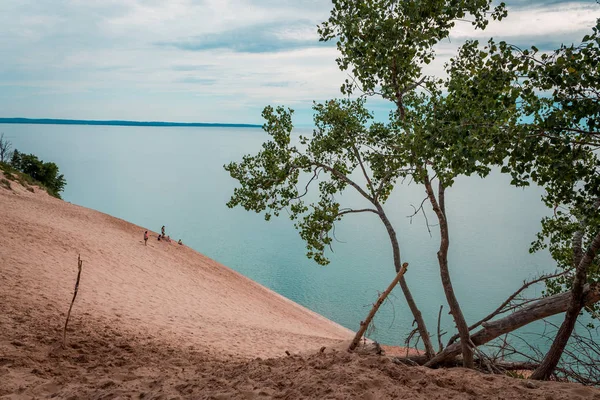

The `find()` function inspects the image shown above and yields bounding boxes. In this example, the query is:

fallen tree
[400,283,600,367]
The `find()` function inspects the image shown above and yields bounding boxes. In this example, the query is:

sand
[1,175,599,399]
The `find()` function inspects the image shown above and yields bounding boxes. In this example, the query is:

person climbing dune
[144,230,148,246]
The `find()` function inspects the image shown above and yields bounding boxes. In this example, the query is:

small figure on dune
[157,234,161,241]
[144,230,148,246]
[161,225,165,237]
[178,239,183,245]
[166,235,171,243]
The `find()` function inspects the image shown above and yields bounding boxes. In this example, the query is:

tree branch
[352,143,376,196]
[337,208,380,217]
[446,271,567,346]
[292,167,321,200]
[401,76,427,96]
[313,161,375,203]
[407,196,433,237]
[437,305,444,352]
[426,282,600,368]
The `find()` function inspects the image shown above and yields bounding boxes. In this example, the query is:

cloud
[158,20,328,53]
[0,0,598,125]
[178,77,217,85]
[451,1,598,43]
[262,81,294,88]
[421,1,599,82]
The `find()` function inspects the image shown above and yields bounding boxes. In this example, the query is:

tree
[226,0,600,379]
[0,133,12,163]
[11,149,67,198]
[225,100,436,358]
[503,20,600,381]
[404,21,600,378]
[398,20,600,378]
[317,0,508,367]
[227,0,509,365]
[430,20,600,377]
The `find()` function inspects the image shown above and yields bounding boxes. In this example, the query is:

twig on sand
[62,254,83,348]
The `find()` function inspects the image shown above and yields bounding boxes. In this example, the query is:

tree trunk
[424,282,600,367]
[529,307,582,380]
[376,204,436,358]
[530,231,600,380]
[424,177,474,368]
[349,263,408,351]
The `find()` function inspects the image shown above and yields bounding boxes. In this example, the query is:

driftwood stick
[62,254,83,347]
[348,263,408,352]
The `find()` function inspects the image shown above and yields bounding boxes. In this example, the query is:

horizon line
[0,117,262,128]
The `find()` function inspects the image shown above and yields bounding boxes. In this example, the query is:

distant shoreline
[0,117,261,128]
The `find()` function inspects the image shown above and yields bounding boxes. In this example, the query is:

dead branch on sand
[348,263,408,352]
[62,254,83,347]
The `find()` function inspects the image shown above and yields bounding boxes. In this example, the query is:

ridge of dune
[3,175,600,399]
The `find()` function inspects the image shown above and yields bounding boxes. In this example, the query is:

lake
[4,123,562,349]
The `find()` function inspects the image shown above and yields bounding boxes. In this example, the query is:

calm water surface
[5,124,563,348]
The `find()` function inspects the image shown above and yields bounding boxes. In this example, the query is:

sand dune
[0,174,354,360]
[2,175,600,399]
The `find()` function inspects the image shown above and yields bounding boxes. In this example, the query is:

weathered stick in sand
[62,254,83,347]
[348,263,408,352]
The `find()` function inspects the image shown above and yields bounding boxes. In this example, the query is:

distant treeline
[0,118,261,128]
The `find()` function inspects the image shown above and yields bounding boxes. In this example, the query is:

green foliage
[226,1,600,332]
[9,150,67,198]
[316,1,515,191]
[395,38,522,187]
[514,23,599,304]
[226,100,405,265]
[318,0,506,99]
[226,1,513,266]
[448,20,600,316]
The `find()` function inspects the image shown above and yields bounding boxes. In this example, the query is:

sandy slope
[1,176,600,399]
[0,173,354,359]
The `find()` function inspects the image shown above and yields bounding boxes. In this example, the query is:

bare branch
[407,196,429,219]
[337,208,380,217]
[349,263,408,351]
[0,133,13,163]
[345,73,384,98]
[407,196,433,237]
[437,305,444,352]
[292,167,321,200]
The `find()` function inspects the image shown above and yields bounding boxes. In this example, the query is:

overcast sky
[1,0,598,125]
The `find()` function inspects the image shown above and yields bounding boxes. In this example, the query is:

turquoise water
[4,124,559,348]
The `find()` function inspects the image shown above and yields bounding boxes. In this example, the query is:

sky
[0,0,598,125]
